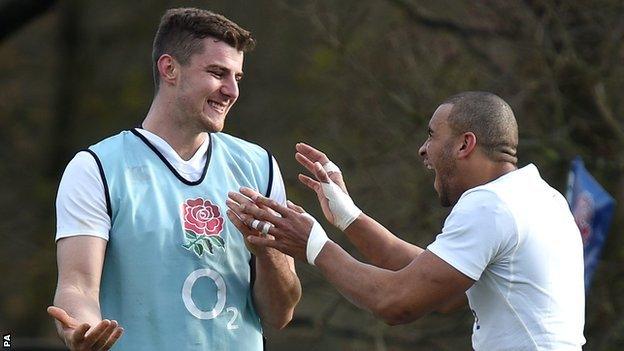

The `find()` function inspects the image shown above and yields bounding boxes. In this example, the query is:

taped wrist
[303,213,331,265]
[320,180,362,231]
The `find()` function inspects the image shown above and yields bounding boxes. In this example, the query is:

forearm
[314,242,429,324]
[53,284,102,332]
[252,248,301,329]
[344,214,424,270]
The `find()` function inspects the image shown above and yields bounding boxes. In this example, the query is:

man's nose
[220,76,239,100]
[418,141,427,158]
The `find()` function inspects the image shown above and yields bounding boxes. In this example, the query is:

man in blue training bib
[48,8,301,350]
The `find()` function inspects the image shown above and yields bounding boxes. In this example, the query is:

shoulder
[445,188,517,243]
[63,150,100,179]
[212,132,271,160]
[452,188,510,218]
[88,130,135,155]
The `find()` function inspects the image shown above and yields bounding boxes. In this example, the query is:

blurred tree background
[0,0,622,350]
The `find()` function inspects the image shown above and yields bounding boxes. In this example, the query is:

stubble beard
[436,145,458,208]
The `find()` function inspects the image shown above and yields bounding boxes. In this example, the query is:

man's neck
[141,97,208,161]
[461,158,517,191]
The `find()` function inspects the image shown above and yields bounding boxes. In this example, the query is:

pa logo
[3,333,10,348]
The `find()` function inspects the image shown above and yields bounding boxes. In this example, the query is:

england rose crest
[181,198,226,257]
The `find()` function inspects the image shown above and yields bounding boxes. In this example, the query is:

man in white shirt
[227,91,585,350]
[49,8,301,351]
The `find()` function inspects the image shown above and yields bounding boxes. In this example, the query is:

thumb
[47,306,79,329]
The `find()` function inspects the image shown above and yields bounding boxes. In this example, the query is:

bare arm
[227,194,473,324]
[343,214,423,270]
[225,210,301,330]
[49,236,123,350]
[314,243,473,324]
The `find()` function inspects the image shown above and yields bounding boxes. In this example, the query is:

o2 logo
[182,268,240,330]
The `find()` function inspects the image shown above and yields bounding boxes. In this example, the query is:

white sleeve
[55,151,111,241]
[268,156,287,206]
[426,190,517,281]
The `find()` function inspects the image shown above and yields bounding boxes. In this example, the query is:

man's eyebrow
[205,64,243,78]
[205,64,226,70]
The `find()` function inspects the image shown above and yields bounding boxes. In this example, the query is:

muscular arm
[252,251,301,329]
[228,190,471,322]
[344,214,424,270]
[241,157,301,329]
[53,236,106,327]
[50,236,123,349]
[315,242,473,324]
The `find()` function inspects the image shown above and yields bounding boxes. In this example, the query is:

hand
[295,143,356,228]
[296,143,362,231]
[295,142,348,193]
[225,189,276,256]
[227,187,315,262]
[47,306,123,351]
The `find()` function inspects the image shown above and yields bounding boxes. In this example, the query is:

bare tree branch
[386,0,518,39]
[0,0,58,43]
[592,82,624,146]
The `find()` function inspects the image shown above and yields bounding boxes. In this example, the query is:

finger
[92,320,118,350]
[101,326,124,350]
[47,306,77,328]
[84,320,111,347]
[287,200,306,214]
[226,210,254,235]
[246,235,285,251]
[250,194,293,218]
[238,186,262,200]
[226,198,246,217]
[298,173,321,192]
[71,322,91,344]
[296,143,330,164]
[295,152,317,175]
[313,162,331,183]
[241,203,285,226]
[227,191,255,207]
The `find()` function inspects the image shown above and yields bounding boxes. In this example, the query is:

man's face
[175,38,244,132]
[419,104,460,207]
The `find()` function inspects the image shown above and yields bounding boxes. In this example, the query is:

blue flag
[566,157,616,292]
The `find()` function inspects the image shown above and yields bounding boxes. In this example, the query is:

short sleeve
[55,151,111,241]
[427,189,517,281]
[268,156,287,206]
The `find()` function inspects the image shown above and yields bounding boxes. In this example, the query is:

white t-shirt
[55,128,286,241]
[428,164,585,351]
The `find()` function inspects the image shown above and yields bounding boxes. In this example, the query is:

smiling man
[228,91,586,350]
[48,8,301,351]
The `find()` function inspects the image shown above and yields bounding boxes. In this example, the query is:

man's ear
[458,132,477,159]
[157,54,178,86]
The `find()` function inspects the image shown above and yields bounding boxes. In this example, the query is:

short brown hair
[442,91,519,164]
[152,8,256,89]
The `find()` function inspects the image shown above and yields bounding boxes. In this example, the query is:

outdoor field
[0,0,622,350]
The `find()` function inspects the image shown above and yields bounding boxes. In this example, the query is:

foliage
[1,0,622,349]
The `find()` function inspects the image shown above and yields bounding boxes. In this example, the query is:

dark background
[1,0,622,350]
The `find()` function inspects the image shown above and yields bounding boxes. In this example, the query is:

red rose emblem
[183,198,224,237]
[181,198,226,257]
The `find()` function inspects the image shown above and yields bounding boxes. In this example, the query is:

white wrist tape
[321,180,362,231]
[303,213,331,266]
[322,161,341,174]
